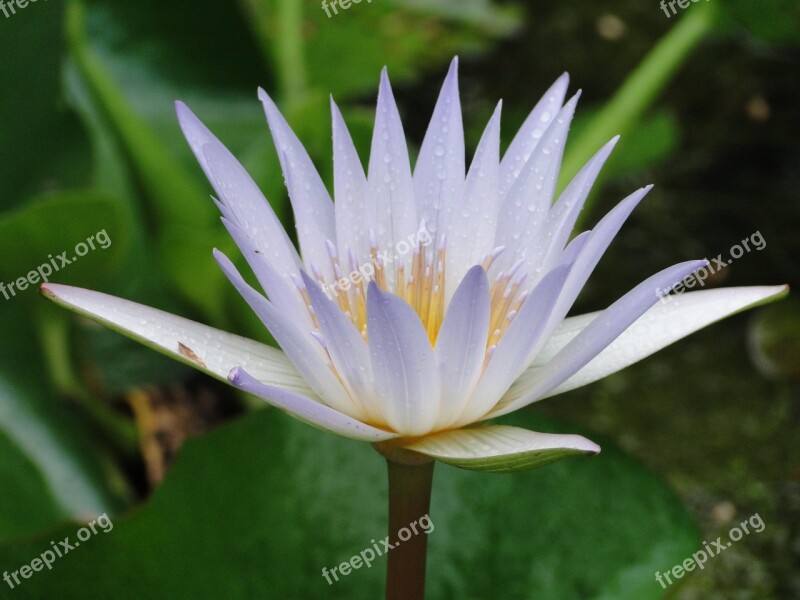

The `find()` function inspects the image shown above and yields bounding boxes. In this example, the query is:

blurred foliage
[0,0,797,597]
[0,411,698,599]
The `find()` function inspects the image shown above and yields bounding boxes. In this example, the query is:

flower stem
[385,456,434,600]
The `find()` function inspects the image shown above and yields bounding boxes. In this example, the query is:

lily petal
[510,285,790,402]
[490,259,709,417]
[230,368,398,441]
[499,72,570,200]
[214,250,362,418]
[367,282,440,435]
[331,97,371,267]
[414,57,464,243]
[495,93,580,276]
[434,266,491,426]
[457,265,570,426]
[548,185,653,323]
[39,283,311,395]
[175,102,301,279]
[445,100,502,302]
[403,425,599,472]
[301,272,380,422]
[367,68,418,285]
[258,88,337,281]
[536,136,619,274]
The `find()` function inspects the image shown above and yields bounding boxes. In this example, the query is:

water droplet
[434,145,445,157]
[540,111,551,123]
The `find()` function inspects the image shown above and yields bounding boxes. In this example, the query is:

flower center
[298,231,529,355]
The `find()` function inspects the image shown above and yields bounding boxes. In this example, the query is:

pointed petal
[301,271,381,422]
[230,368,398,441]
[490,259,710,417]
[214,251,363,418]
[414,57,465,243]
[455,265,570,426]
[331,97,371,266]
[509,285,790,402]
[499,73,570,200]
[175,102,301,278]
[367,69,418,285]
[445,101,502,302]
[39,284,311,394]
[537,137,619,273]
[434,266,491,426]
[550,185,653,322]
[258,88,337,280]
[219,218,311,329]
[494,93,579,275]
[367,282,440,435]
[403,425,599,472]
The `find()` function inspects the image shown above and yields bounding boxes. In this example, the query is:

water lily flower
[41,58,786,473]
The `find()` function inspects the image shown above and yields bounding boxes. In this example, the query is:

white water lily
[42,58,786,472]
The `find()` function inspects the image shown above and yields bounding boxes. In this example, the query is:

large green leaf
[0,191,127,293]
[0,409,697,598]
[0,302,127,543]
[0,1,90,208]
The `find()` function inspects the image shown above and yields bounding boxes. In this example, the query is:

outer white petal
[39,284,311,395]
[434,266,491,427]
[490,259,709,417]
[367,69,418,285]
[258,88,337,281]
[508,285,789,402]
[445,101,501,303]
[367,282,440,435]
[230,368,398,441]
[414,57,464,243]
[331,97,371,267]
[499,72,570,200]
[214,251,362,419]
[403,425,599,472]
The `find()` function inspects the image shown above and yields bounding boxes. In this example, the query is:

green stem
[385,457,435,600]
[274,0,307,110]
[238,0,308,111]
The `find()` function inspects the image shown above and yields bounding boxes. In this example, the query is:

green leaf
[0,302,127,542]
[0,409,697,598]
[65,0,236,321]
[240,0,520,102]
[0,190,127,294]
[0,1,91,206]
